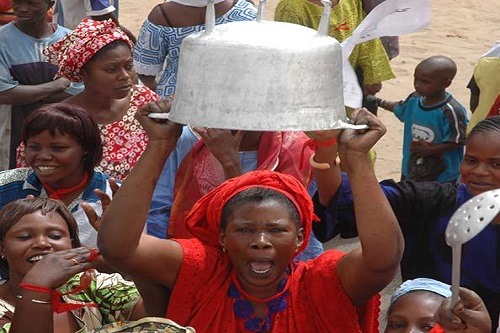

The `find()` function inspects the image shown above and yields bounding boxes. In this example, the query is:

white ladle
[445,188,500,306]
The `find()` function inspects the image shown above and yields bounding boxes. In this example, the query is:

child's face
[413,65,449,98]
[385,291,443,333]
[460,131,500,197]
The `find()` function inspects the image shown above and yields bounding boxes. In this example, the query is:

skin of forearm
[375,97,398,112]
[344,152,403,271]
[222,159,243,180]
[43,91,72,103]
[9,290,53,333]
[98,141,176,260]
[138,75,157,91]
[0,81,68,105]
[428,142,463,155]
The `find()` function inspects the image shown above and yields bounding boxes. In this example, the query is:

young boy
[377,56,468,183]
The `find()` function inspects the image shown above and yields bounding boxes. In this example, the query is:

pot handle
[205,0,216,34]
[316,0,331,37]
[257,0,266,22]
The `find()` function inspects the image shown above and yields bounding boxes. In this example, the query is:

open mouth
[27,254,46,263]
[249,260,274,275]
[35,166,56,174]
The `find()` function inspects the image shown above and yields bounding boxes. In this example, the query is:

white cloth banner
[481,41,500,58]
[341,0,431,108]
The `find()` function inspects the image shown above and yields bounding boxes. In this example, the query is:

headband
[43,18,133,82]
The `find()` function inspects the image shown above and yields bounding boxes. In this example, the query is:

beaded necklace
[228,266,292,332]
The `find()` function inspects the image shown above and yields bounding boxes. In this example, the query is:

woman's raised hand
[135,99,183,143]
[339,108,386,156]
[193,128,243,165]
[20,247,99,290]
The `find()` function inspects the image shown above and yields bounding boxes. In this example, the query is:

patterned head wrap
[185,170,318,255]
[390,278,452,305]
[43,18,133,82]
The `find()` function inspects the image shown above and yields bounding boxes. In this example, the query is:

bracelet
[309,153,341,169]
[19,283,52,294]
[306,138,337,148]
[16,295,51,305]
[310,153,342,170]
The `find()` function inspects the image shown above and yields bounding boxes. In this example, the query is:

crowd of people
[0,0,499,332]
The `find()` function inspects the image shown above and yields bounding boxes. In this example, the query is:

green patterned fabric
[91,317,196,333]
[0,271,140,332]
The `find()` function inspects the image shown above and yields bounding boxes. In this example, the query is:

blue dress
[133,0,257,98]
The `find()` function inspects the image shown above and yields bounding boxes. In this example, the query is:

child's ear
[444,78,452,88]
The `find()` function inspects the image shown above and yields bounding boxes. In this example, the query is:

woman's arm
[0,79,70,105]
[98,100,184,288]
[335,109,404,305]
[308,130,342,206]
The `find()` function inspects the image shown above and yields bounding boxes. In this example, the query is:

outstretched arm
[335,109,404,305]
[98,100,184,288]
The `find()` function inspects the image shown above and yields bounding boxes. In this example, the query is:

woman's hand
[434,288,491,333]
[339,107,386,155]
[193,128,243,167]
[20,247,99,290]
[135,99,183,144]
[81,177,119,232]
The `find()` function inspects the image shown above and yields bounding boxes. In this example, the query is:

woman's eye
[49,234,63,240]
[388,322,405,329]
[270,228,286,233]
[106,67,117,73]
[16,235,31,240]
[422,324,436,331]
[51,146,66,151]
[125,63,134,71]
[237,228,253,233]
[463,157,476,164]
[26,145,41,151]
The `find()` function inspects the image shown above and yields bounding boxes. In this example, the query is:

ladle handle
[205,0,216,34]
[450,244,461,307]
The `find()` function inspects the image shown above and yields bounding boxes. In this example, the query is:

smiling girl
[0,197,144,333]
[0,103,116,248]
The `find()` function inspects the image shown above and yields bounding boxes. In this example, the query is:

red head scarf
[43,18,133,82]
[185,170,318,255]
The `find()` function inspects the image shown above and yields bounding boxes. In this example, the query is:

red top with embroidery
[168,240,381,333]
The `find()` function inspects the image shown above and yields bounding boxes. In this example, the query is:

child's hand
[363,82,382,95]
[410,141,435,156]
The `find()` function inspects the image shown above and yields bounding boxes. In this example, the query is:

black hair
[220,187,300,231]
[417,55,457,81]
[22,103,103,177]
[469,115,500,138]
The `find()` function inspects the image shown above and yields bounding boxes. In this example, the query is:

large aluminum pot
[150,0,358,131]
